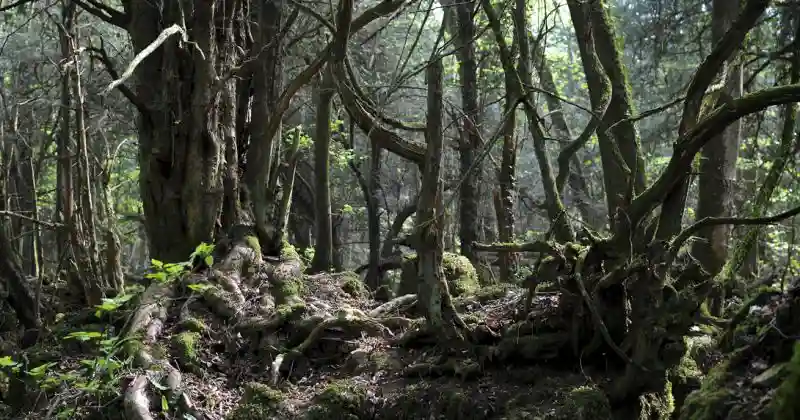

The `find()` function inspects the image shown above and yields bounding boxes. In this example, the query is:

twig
[0,210,62,229]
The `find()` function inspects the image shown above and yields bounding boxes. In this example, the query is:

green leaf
[0,356,18,367]
[28,362,56,377]
[162,395,169,411]
[204,255,214,266]
[187,283,212,293]
[65,331,104,341]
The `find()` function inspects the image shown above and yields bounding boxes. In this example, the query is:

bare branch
[0,210,62,229]
[626,83,800,233]
[73,0,128,28]
[103,24,188,95]
[668,203,800,263]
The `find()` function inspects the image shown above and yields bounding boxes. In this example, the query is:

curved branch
[678,0,769,133]
[626,83,800,233]
[103,25,187,95]
[0,0,34,12]
[345,56,426,132]
[261,0,409,150]
[668,203,800,262]
[73,0,129,28]
[332,58,426,164]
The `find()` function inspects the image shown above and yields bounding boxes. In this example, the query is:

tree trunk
[692,0,743,314]
[567,0,645,231]
[417,57,466,342]
[127,1,250,262]
[531,36,601,228]
[310,68,335,273]
[455,0,481,265]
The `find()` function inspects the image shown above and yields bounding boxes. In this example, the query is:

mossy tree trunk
[691,0,743,315]
[417,56,466,341]
[481,0,574,243]
[531,36,600,229]
[309,67,335,274]
[567,0,646,233]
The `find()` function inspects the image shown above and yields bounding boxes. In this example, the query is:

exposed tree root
[369,293,417,316]
[123,375,153,420]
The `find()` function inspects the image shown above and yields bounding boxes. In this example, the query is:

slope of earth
[0,239,722,420]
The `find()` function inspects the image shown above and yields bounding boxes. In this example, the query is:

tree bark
[567,0,645,231]
[454,0,482,266]
[417,57,465,342]
[692,0,743,314]
[309,68,335,273]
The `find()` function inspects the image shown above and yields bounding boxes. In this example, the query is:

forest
[1,0,800,418]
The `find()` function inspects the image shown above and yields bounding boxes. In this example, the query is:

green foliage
[93,292,136,318]
[190,242,215,267]
[146,259,189,283]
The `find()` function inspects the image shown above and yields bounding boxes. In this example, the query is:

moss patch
[305,379,368,419]
[473,283,515,303]
[770,341,800,418]
[561,384,613,420]
[179,317,207,333]
[172,332,199,365]
[397,252,479,297]
[276,301,306,320]
[227,382,285,420]
[245,235,261,256]
[680,360,732,420]
[340,272,367,298]
[668,348,703,413]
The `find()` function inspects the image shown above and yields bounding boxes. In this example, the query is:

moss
[244,235,261,256]
[340,272,367,298]
[474,283,515,303]
[179,317,207,333]
[560,384,613,420]
[227,382,285,420]
[396,252,478,297]
[305,379,367,420]
[770,341,800,419]
[276,302,306,319]
[172,332,200,364]
[636,380,674,420]
[668,348,703,412]
[280,240,302,262]
[680,360,733,420]
[277,275,306,298]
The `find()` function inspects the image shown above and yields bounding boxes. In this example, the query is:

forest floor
[2,260,799,420]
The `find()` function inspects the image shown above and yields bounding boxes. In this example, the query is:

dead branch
[0,210,62,229]
[103,24,188,95]
[473,240,561,255]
